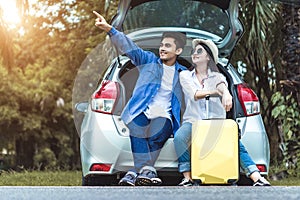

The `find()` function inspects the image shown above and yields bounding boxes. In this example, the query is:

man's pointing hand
[93,11,112,32]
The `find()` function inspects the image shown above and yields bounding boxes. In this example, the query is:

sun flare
[0,0,21,25]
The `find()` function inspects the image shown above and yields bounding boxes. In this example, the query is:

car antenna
[226,29,244,68]
[113,44,122,67]
[225,50,234,69]
[117,54,122,67]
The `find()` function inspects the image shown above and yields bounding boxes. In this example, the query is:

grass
[270,177,300,186]
[268,166,300,186]
[0,170,82,186]
[0,170,299,186]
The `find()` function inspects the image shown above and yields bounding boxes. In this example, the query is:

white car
[74,0,270,186]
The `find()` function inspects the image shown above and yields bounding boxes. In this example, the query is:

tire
[237,174,254,186]
[82,174,117,186]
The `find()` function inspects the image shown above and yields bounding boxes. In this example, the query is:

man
[93,11,187,186]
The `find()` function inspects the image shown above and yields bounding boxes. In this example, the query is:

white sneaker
[178,178,194,187]
[118,171,137,186]
[135,166,162,186]
[253,177,271,186]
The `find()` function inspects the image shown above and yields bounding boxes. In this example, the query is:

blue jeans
[127,112,173,172]
[173,122,259,176]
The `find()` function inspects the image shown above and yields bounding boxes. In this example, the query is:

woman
[174,38,271,186]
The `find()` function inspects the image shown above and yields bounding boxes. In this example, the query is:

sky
[0,0,39,23]
[0,0,21,24]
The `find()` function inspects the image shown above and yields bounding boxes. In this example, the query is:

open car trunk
[111,0,243,60]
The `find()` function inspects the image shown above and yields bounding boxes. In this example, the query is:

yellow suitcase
[191,96,239,185]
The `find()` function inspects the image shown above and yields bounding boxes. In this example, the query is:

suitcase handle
[204,94,220,119]
[205,95,210,119]
[206,95,241,139]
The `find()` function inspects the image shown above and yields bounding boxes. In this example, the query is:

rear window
[123,0,229,38]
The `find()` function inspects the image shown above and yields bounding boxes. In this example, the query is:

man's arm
[93,11,154,67]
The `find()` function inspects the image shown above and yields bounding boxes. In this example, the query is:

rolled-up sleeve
[215,73,228,88]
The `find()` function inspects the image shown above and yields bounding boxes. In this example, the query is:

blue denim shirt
[108,27,187,134]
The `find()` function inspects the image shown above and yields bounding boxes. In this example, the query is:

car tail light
[256,164,267,173]
[91,80,119,114]
[90,163,112,172]
[237,84,260,116]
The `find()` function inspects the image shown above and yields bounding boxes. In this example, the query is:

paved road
[1,186,300,200]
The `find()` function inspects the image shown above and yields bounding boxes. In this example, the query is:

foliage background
[0,0,299,177]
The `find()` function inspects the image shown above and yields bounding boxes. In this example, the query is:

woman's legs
[239,141,270,183]
[174,124,270,185]
[173,122,192,180]
[239,141,260,178]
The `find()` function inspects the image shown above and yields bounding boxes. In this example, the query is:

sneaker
[135,166,162,186]
[178,178,194,187]
[253,177,271,186]
[118,171,137,186]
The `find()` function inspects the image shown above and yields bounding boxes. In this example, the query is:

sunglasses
[191,48,204,55]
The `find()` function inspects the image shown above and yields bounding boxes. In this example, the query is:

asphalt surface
[1,186,300,200]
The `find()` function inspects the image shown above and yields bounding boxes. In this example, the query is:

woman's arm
[180,71,220,101]
[216,82,232,112]
[194,89,219,100]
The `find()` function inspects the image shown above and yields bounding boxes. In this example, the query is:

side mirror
[75,102,89,113]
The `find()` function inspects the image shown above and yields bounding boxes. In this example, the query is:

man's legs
[148,117,173,166]
[119,113,150,186]
[129,114,172,170]
[120,113,172,186]
[135,116,173,186]
[127,113,151,171]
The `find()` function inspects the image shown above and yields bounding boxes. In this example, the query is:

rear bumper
[80,112,270,177]
[238,115,270,175]
[80,112,178,177]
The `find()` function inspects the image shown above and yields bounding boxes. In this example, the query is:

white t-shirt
[144,64,175,120]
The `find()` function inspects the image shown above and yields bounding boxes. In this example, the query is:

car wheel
[237,175,254,186]
[82,174,117,186]
[159,172,182,186]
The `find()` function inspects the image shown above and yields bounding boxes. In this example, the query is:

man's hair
[162,32,187,49]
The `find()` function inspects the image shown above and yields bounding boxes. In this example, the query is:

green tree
[236,0,299,173]
[0,0,113,169]
[271,0,300,174]
[235,0,282,163]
